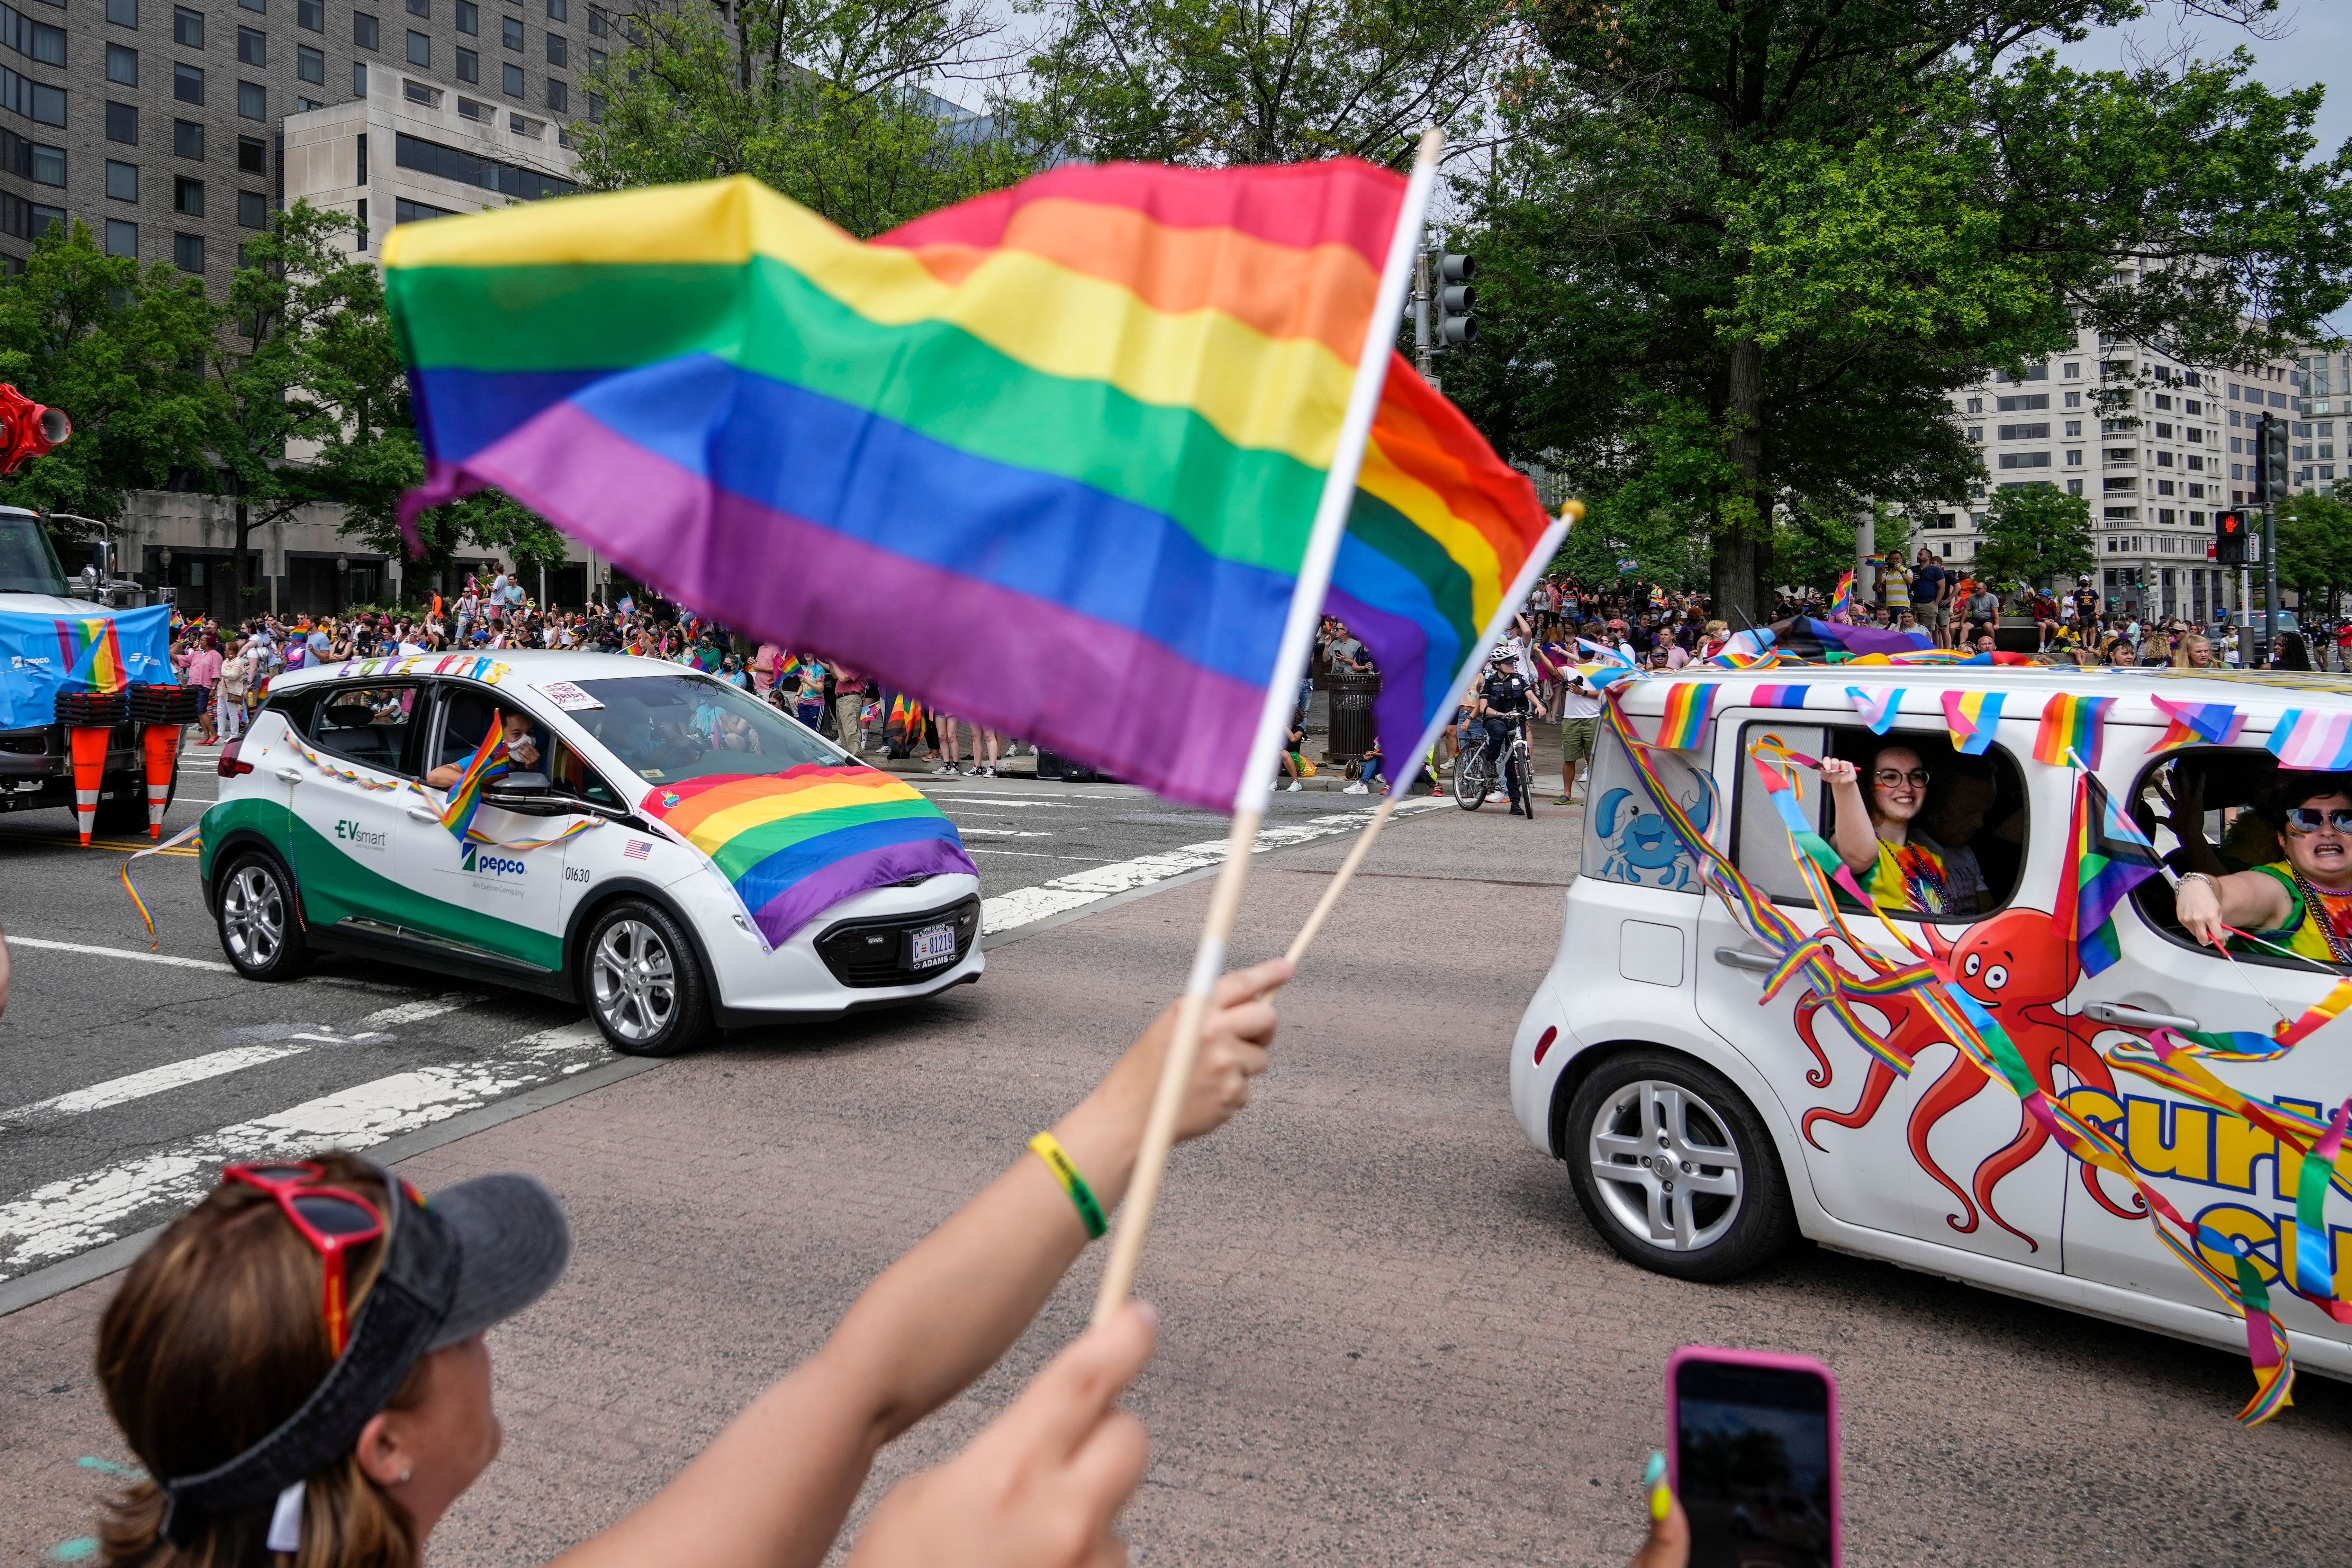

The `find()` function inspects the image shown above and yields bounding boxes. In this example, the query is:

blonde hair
[96,1152,429,1568]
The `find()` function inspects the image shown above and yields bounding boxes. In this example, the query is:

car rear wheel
[215,852,311,981]
[581,899,711,1057]
[1563,1049,1794,1282]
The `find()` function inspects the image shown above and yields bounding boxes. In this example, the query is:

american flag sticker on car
[623,839,651,860]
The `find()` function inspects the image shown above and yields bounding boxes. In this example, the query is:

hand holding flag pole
[1090,126,1448,1325]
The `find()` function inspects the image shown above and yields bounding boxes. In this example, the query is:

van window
[1730,720,2028,922]
[1581,721,1710,893]
[2121,747,2352,972]
[308,683,421,775]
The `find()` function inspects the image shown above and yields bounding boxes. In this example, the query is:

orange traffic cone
[141,722,180,838]
[69,723,109,844]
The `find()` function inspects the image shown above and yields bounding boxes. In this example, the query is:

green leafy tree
[1016,0,1512,169]
[0,222,219,546]
[2276,491,2352,618]
[1447,2,2352,624]
[1974,483,2094,591]
[1773,505,1858,596]
[574,0,1035,236]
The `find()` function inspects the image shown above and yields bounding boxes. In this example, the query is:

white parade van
[200,650,983,1055]
[1512,662,2352,1385]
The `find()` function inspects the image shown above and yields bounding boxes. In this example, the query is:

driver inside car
[426,705,542,789]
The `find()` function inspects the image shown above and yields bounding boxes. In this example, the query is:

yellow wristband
[1029,1132,1107,1240]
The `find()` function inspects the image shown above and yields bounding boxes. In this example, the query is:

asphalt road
[0,737,1460,1297]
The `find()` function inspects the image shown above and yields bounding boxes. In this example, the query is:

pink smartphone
[1666,1346,1841,1568]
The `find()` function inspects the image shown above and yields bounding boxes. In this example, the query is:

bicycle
[1453,713,1534,817]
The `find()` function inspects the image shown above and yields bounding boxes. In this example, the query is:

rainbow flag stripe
[639,765,977,944]
[56,616,128,694]
[1941,689,2006,756]
[1655,682,1717,749]
[437,727,509,849]
[2034,692,2116,767]
[2151,695,2246,753]
[386,170,1550,812]
[2267,709,2352,771]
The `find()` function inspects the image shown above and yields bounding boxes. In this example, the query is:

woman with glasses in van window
[1819,745,1949,914]
[2177,774,2352,966]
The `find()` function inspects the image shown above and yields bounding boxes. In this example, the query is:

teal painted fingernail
[49,1539,99,1562]
[1644,1450,1666,1488]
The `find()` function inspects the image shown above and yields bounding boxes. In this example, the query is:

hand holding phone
[1667,1347,1840,1568]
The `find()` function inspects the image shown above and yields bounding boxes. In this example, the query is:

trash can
[1322,669,1381,763]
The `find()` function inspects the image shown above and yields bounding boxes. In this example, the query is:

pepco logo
[461,846,527,878]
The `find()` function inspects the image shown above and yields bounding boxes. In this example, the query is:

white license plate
[908,922,958,968]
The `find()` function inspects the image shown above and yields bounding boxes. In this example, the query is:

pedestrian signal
[2215,509,2249,567]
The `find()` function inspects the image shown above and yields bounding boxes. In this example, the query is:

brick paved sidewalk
[4,803,2345,1567]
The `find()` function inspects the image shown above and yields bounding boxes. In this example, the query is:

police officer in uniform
[1472,646,1547,815]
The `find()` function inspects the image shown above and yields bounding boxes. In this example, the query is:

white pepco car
[200,650,983,1055]
[1513,662,2352,1382]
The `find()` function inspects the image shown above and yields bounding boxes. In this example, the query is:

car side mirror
[490,771,552,794]
[483,771,573,816]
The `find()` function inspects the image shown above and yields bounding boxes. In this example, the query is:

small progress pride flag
[2034,692,2116,768]
[2267,709,2352,771]
[1940,690,2006,756]
[2151,695,2246,753]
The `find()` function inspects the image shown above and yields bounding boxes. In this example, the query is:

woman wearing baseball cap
[91,958,1694,1568]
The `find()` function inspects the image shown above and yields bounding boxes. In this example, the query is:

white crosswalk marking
[7,937,234,972]
[0,1023,605,1281]
[0,1045,311,1130]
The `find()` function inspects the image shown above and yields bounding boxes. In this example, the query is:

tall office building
[0,0,616,618]
[2288,343,2346,498]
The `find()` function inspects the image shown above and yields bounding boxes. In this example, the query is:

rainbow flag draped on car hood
[639,765,977,946]
[384,168,1552,811]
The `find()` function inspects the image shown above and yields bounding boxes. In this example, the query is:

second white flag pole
[1090,126,1448,1324]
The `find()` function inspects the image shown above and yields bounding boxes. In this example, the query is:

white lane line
[966,849,1112,860]
[977,798,1449,935]
[920,794,1084,808]
[6,939,234,972]
[956,827,1055,838]
[0,994,477,1132]
[0,1022,606,1279]
[0,1045,311,1130]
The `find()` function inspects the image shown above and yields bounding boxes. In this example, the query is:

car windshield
[570,673,841,785]
[0,510,69,595]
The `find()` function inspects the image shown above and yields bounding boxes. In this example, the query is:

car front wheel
[1563,1049,1794,1282]
[215,852,311,981]
[581,898,712,1057]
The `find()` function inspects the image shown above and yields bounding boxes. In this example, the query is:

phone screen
[1672,1356,1836,1568]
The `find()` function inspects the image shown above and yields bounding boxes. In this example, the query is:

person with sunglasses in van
[2177,774,2352,966]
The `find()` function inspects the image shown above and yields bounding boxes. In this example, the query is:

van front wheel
[1564,1050,1794,1282]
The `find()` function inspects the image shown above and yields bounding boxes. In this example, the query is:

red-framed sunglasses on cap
[223,1162,387,1355]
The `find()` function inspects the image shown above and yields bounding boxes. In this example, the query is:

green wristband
[1028,1132,1107,1240]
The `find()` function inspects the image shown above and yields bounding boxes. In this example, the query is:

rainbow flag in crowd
[1939,690,2005,756]
[386,168,1551,812]
[56,615,128,694]
[2054,772,2162,976]
[436,726,510,849]
[1828,571,1855,619]
[2267,709,2352,771]
[2150,695,2245,752]
[2034,692,2115,767]
[639,765,976,945]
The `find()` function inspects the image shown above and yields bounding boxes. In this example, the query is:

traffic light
[0,383,67,473]
[2248,414,2286,505]
[2216,508,2250,566]
[1435,253,1476,346]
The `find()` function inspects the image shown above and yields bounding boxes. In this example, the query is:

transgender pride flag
[2268,710,2352,771]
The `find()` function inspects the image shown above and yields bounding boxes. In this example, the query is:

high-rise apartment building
[0,0,606,616]
[2288,343,2347,497]
[1912,319,2298,622]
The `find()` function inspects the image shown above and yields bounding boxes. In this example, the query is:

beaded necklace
[2290,869,2352,965]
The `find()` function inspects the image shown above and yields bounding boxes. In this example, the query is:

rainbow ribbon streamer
[2034,692,2116,768]
[2150,695,2245,753]
[1654,682,1717,750]
[437,727,511,850]
[1939,690,2005,756]
[1600,694,2352,1423]
[1844,686,1903,735]
[2268,709,2352,770]
[121,822,204,947]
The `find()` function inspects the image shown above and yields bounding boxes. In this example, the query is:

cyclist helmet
[1487,646,1516,665]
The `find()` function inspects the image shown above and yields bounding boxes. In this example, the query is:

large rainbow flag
[640,765,977,945]
[386,168,1552,811]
